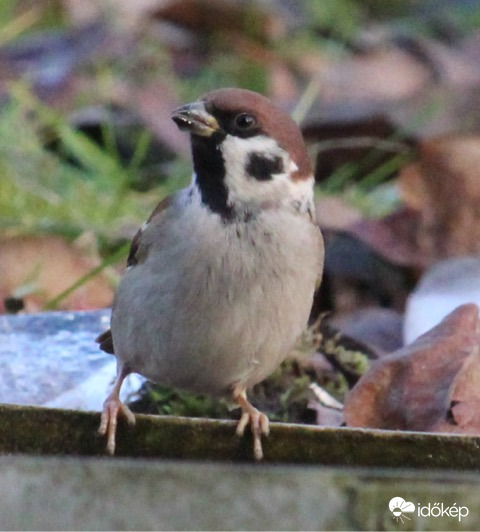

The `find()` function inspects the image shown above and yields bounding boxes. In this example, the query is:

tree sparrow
[97,88,324,460]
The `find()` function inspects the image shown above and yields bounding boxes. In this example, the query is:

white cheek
[221,135,299,205]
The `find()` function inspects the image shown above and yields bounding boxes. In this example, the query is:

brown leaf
[450,351,480,427]
[348,207,424,268]
[410,37,480,87]
[435,349,480,434]
[397,162,429,211]
[311,48,432,104]
[344,304,480,431]
[151,0,282,42]
[415,135,480,261]
[344,135,480,275]
[0,234,113,312]
[302,39,480,146]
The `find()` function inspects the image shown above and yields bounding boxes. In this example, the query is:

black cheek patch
[246,152,284,181]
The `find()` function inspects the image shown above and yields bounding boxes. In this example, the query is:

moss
[324,339,370,376]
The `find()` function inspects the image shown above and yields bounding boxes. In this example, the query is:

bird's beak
[171,101,220,137]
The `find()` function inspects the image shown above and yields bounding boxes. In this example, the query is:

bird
[96,88,324,460]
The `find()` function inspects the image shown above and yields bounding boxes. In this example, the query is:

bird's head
[172,88,314,220]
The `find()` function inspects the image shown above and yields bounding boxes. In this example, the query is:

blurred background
[2,0,480,421]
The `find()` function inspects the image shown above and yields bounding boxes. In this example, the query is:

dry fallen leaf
[0,234,114,312]
[433,347,480,434]
[397,162,429,212]
[301,32,480,169]
[344,304,480,432]
[319,47,432,104]
[151,0,283,42]
[446,351,480,431]
[348,207,424,268]
[415,135,480,260]
[337,135,480,278]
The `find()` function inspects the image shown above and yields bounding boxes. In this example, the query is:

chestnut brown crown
[200,88,312,181]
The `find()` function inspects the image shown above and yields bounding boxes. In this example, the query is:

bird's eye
[234,113,256,130]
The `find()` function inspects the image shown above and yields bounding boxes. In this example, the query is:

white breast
[112,187,323,395]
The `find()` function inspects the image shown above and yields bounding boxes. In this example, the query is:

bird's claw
[98,397,136,455]
[236,408,270,461]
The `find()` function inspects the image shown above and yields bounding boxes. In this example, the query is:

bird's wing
[96,194,174,355]
[126,195,173,267]
[96,329,114,354]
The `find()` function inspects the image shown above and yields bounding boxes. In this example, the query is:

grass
[0,85,187,240]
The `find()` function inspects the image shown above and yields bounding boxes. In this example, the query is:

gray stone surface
[0,456,478,531]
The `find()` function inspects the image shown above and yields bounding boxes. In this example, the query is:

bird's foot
[98,395,136,455]
[234,388,270,461]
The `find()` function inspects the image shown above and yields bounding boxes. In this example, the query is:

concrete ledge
[1,403,480,468]
[2,404,480,529]
[1,456,479,530]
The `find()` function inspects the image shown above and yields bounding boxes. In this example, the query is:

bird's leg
[233,386,270,461]
[98,362,136,455]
